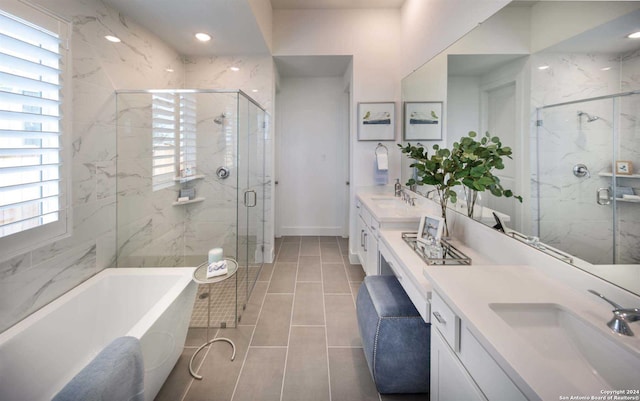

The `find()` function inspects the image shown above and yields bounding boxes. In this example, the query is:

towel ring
[375,143,388,156]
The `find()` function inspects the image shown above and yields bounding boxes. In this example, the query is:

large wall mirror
[401,1,640,295]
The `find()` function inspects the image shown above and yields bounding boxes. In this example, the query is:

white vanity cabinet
[356,200,379,276]
[430,291,528,401]
[431,328,487,401]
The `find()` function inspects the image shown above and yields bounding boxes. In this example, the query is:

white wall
[447,76,481,145]
[400,0,511,77]
[273,8,402,253]
[0,0,184,333]
[247,0,273,52]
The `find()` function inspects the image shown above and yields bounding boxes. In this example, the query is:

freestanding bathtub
[0,267,197,401]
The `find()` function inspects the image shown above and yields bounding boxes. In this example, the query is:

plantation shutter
[0,6,66,239]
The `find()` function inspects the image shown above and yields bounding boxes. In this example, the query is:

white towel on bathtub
[52,336,144,401]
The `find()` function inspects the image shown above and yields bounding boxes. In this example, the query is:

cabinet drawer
[369,218,380,238]
[360,206,372,228]
[431,291,460,352]
[460,325,527,401]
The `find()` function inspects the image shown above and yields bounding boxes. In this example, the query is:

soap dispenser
[394,178,402,197]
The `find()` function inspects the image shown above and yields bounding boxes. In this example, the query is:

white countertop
[379,229,500,303]
[356,189,640,400]
[423,265,640,401]
[356,188,430,224]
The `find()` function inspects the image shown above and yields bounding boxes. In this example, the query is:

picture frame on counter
[417,215,444,246]
[357,102,395,141]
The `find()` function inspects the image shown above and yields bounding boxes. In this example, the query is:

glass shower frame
[535,90,640,265]
[114,89,267,328]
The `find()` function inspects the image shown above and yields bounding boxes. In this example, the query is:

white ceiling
[101,0,270,56]
[102,0,407,57]
[271,0,405,9]
[545,9,640,54]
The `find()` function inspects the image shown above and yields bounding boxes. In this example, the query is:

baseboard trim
[279,226,344,236]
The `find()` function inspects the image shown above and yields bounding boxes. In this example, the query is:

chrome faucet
[399,189,416,206]
[589,289,640,336]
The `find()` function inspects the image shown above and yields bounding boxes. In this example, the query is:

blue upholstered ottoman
[356,275,430,394]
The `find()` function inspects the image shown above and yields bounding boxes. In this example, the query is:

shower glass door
[236,92,265,319]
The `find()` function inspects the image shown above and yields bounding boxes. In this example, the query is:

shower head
[577,111,599,122]
[214,113,227,125]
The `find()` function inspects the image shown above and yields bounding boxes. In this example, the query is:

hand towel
[374,161,389,185]
[376,152,389,171]
[207,259,228,278]
[53,336,144,401]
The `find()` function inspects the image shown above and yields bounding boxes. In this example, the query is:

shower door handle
[596,188,611,205]
[244,190,257,207]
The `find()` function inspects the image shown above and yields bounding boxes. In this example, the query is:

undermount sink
[369,197,403,209]
[490,303,640,391]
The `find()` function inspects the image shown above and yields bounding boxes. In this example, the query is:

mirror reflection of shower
[577,110,599,122]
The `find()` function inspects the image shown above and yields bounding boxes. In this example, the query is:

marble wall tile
[0,241,98,331]
[621,49,640,92]
[73,122,117,164]
[1,0,185,333]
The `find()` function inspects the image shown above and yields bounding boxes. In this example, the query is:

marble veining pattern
[0,0,185,333]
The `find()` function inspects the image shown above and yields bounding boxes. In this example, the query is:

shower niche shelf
[172,197,205,206]
[174,174,205,183]
[598,171,640,179]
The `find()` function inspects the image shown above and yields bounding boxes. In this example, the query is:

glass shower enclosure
[535,90,640,265]
[115,89,267,328]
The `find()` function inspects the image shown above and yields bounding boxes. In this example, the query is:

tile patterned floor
[156,236,428,401]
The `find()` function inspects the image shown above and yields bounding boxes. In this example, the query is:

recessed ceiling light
[538,65,550,70]
[195,32,211,42]
[230,67,240,72]
[252,89,259,93]
[166,68,174,73]
[105,35,121,43]
[627,31,640,39]
[601,67,612,71]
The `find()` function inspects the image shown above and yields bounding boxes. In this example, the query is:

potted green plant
[399,131,521,235]
[452,131,522,218]
[398,142,462,236]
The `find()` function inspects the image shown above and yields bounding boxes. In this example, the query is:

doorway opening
[274,55,353,238]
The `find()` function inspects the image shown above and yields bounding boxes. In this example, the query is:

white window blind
[0,6,66,240]
[179,94,197,176]
[151,93,197,191]
[152,93,176,190]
